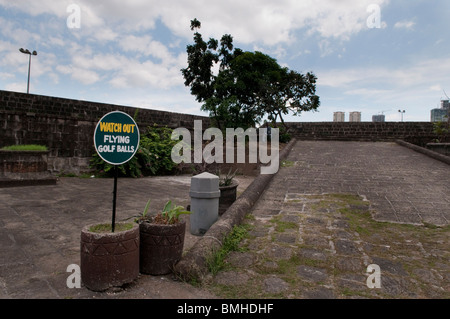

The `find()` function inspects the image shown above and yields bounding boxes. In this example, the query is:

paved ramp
[274,140,449,226]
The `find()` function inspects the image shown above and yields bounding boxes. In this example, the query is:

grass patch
[203,193,450,299]
[276,254,302,274]
[327,193,368,205]
[269,216,297,232]
[1,144,48,151]
[281,160,295,167]
[206,223,251,275]
[57,172,93,178]
[89,222,134,233]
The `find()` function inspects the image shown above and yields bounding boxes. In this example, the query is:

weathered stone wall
[1,90,438,174]
[0,90,209,173]
[285,122,435,145]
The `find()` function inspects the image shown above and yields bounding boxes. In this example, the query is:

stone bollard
[189,172,220,236]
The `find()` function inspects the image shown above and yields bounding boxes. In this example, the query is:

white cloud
[0,0,393,93]
[0,0,67,17]
[66,44,185,89]
[344,88,393,97]
[318,57,450,90]
[0,72,14,80]
[1,0,390,45]
[5,82,27,92]
[2,0,447,123]
[429,84,442,92]
[91,28,119,42]
[394,20,415,30]
[318,39,335,57]
[56,65,100,85]
[315,56,450,121]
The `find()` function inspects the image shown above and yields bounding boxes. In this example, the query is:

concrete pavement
[206,140,449,298]
[0,140,448,299]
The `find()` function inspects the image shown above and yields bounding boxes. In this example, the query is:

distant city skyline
[430,99,450,122]
[1,1,449,122]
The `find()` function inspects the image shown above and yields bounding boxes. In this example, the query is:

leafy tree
[90,125,178,178]
[263,69,320,129]
[181,19,320,130]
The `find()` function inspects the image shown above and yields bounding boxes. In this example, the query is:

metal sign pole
[112,165,118,232]
[94,111,139,233]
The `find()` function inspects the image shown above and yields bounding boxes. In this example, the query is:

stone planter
[0,150,56,186]
[219,182,238,216]
[80,222,140,291]
[139,220,186,275]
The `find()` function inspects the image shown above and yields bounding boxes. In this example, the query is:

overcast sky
[1,0,449,122]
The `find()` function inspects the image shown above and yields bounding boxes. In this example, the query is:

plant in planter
[0,144,56,186]
[136,199,191,275]
[216,168,239,216]
[80,221,140,292]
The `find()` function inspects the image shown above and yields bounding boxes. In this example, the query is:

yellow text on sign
[100,122,136,134]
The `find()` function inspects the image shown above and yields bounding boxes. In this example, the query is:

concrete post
[189,172,220,236]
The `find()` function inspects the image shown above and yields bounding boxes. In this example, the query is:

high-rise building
[349,111,361,122]
[431,99,450,122]
[431,108,448,122]
[333,112,345,122]
[372,114,385,122]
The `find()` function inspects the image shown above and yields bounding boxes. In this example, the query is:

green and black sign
[94,111,140,232]
[94,111,139,165]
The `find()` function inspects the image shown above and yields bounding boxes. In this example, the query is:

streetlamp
[19,48,37,94]
[398,109,405,122]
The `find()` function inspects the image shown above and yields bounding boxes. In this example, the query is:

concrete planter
[80,222,140,291]
[219,182,238,216]
[139,220,186,275]
[0,150,56,186]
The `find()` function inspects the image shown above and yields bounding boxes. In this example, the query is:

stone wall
[285,122,435,145]
[1,90,438,174]
[0,90,209,174]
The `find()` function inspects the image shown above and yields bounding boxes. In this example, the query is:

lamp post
[19,48,37,94]
[398,109,405,122]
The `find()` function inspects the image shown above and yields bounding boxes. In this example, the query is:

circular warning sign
[94,111,140,165]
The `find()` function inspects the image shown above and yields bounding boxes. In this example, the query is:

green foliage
[279,132,291,143]
[1,144,48,151]
[206,224,250,275]
[181,19,320,130]
[141,125,178,174]
[141,198,152,218]
[433,119,449,142]
[90,125,178,178]
[161,200,191,224]
[136,199,190,225]
[89,222,134,233]
[264,123,291,143]
[216,167,238,187]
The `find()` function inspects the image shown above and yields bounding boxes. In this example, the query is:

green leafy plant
[433,119,449,143]
[137,199,191,225]
[90,125,178,178]
[140,125,178,175]
[279,129,291,143]
[266,123,291,143]
[206,223,250,275]
[216,167,238,187]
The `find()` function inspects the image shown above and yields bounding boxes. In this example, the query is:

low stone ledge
[174,138,297,282]
[426,143,450,157]
[396,140,450,166]
[0,150,58,187]
[0,176,58,188]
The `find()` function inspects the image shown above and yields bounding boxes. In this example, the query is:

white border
[93,111,140,166]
